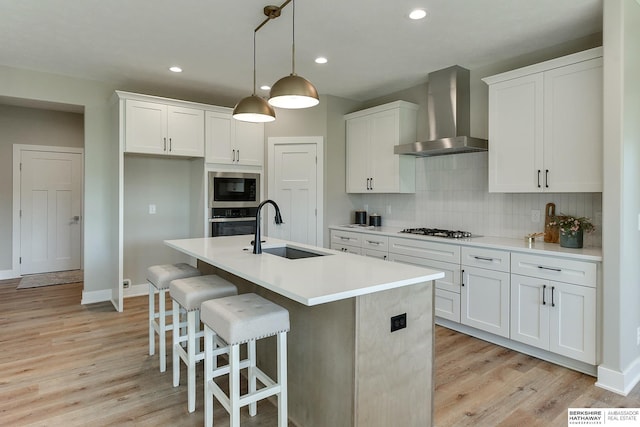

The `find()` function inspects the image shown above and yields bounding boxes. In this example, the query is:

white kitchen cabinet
[460,247,510,337]
[205,111,264,167]
[388,237,461,322]
[345,101,418,193]
[125,99,204,157]
[483,47,602,193]
[330,229,388,258]
[510,252,597,364]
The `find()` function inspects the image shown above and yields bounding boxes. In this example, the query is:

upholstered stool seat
[201,293,290,427]
[170,275,238,413]
[147,263,200,372]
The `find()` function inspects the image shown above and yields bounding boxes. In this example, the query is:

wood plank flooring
[1,279,639,426]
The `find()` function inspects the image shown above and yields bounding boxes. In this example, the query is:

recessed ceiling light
[409,9,427,20]
[260,85,271,91]
[169,66,183,73]
[315,57,328,64]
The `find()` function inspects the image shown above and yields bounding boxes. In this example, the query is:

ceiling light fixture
[232,25,276,122]
[169,66,183,73]
[315,57,328,64]
[267,0,319,109]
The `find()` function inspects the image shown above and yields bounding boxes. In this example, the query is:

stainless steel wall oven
[208,172,260,237]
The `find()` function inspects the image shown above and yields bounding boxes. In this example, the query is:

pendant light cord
[252,30,257,95]
[291,0,296,75]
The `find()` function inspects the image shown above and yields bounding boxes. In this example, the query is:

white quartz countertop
[165,236,444,306]
[331,225,603,262]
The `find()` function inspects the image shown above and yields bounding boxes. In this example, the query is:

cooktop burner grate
[399,228,473,239]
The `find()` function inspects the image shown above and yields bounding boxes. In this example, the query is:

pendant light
[232,30,276,122]
[268,0,319,109]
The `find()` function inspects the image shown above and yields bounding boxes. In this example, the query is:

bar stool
[170,275,238,413]
[147,263,200,372]
[201,293,290,427]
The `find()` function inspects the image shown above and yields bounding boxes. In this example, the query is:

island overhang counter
[165,235,444,427]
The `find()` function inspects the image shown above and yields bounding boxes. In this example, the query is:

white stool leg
[229,343,241,427]
[204,325,214,427]
[248,339,257,416]
[187,310,197,413]
[148,283,155,356]
[277,332,288,427]
[159,289,167,372]
[195,309,201,354]
[172,300,180,387]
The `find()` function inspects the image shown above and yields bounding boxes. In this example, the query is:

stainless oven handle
[210,217,257,223]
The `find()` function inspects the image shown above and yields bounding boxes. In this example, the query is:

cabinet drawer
[330,243,361,255]
[388,253,460,293]
[435,289,461,322]
[462,247,510,272]
[362,248,388,260]
[389,237,460,264]
[361,234,389,252]
[330,230,362,247]
[511,253,596,287]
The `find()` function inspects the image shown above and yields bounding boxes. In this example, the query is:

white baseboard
[124,283,149,298]
[81,288,112,305]
[596,356,640,396]
[0,269,20,280]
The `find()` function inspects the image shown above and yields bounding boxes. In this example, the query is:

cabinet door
[549,281,596,364]
[510,274,550,349]
[330,243,361,255]
[346,116,370,192]
[167,106,204,157]
[487,74,543,192]
[543,58,603,192]
[362,248,387,260]
[461,266,510,337]
[435,288,461,322]
[369,110,399,193]
[388,253,460,294]
[125,100,167,155]
[234,121,264,166]
[205,111,234,164]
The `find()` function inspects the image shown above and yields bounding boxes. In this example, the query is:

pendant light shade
[233,95,276,122]
[232,27,276,122]
[267,0,319,110]
[268,73,319,109]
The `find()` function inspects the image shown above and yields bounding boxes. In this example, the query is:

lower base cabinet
[461,266,510,338]
[511,274,596,364]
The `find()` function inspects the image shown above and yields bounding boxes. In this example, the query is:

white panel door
[234,121,264,166]
[461,266,510,337]
[549,281,596,364]
[368,109,399,193]
[270,143,318,245]
[167,106,204,157]
[20,150,83,274]
[510,274,550,349]
[205,111,234,163]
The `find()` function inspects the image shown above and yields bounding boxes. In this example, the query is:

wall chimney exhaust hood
[394,65,487,157]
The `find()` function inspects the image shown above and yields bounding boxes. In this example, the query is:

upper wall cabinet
[345,101,419,193]
[122,95,205,157]
[483,47,603,193]
[205,111,264,167]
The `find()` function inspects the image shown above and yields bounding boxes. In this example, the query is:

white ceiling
[0,0,602,106]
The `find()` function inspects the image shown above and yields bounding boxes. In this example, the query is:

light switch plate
[149,204,156,215]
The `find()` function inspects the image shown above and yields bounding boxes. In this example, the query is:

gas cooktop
[399,228,474,239]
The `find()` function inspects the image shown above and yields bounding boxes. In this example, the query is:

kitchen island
[165,235,444,427]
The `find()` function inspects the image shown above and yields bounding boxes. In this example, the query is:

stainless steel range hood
[394,65,487,157]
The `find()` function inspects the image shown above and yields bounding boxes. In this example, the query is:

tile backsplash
[357,152,602,247]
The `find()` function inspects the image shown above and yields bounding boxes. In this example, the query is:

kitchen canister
[354,210,367,225]
[369,214,382,227]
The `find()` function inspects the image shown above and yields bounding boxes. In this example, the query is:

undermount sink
[262,245,329,260]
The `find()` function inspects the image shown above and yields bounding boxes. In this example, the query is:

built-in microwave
[208,172,260,208]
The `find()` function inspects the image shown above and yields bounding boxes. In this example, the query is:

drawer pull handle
[366,240,382,245]
[461,269,465,287]
[537,265,562,272]
[340,236,350,241]
[551,286,555,307]
[473,256,494,262]
[542,284,547,305]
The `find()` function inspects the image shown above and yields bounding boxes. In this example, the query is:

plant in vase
[547,214,595,248]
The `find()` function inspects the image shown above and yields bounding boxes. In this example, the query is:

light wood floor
[1,280,639,426]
